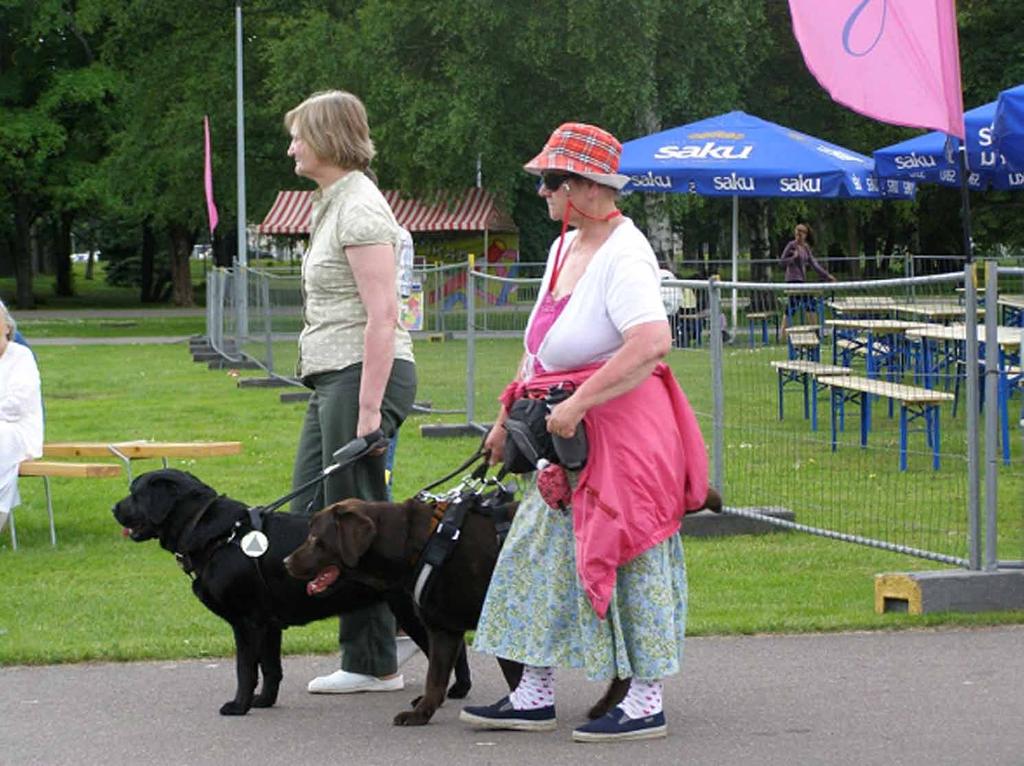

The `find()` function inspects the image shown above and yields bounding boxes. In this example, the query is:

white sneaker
[396,635,421,668]
[307,669,404,694]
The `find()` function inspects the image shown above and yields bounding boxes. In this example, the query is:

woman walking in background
[780,223,835,331]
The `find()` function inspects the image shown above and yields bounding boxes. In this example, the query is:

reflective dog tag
[241,530,269,558]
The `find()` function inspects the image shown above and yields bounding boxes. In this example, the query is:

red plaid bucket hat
[524,122,630,190]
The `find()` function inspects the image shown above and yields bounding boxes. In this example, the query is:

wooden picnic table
[997,294,1024,326]
[11,461,124,549]
[817,374,954,471]
[826,319,930,380]
[892,301,982,322]
[827,296,897,316]
[826,319,930,332]
[42,440,243,481]
[770,360,851,430]
[905,324,1022,349]
[905,325,1023,464]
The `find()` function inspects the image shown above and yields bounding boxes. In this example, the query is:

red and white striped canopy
[258,188,516,235]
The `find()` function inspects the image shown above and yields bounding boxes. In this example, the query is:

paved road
[30,336,193,346]
[21,307,202,346]
[19,308,206,319]
[3,626,1022,766]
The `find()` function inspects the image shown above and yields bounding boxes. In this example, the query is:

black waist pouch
[502,397,555,474]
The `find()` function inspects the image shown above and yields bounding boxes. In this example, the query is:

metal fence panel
[205,259,1022,571]
[666,271,980,566]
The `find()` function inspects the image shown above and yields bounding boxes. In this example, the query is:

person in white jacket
[0,300,43,533]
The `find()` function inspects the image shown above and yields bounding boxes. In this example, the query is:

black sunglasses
[540,172,575,191]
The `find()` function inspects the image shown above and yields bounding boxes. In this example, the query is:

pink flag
[788,0,965,139]
[203,115,219,233]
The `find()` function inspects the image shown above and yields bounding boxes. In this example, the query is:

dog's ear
[134,474,182,525]
[135,471,210,526]
[334,507,377,568]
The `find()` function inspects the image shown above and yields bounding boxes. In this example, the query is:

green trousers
[291,359,417,676]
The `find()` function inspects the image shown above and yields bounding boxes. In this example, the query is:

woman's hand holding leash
[484,420,508,465]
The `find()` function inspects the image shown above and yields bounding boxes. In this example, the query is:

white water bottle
[397,226,415,299]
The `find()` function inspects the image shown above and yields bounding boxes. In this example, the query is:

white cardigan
[0,341,43,465]
[523,218,666,378]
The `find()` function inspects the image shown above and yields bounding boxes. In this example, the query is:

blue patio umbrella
[993,84,1024,173]
[874,99,1024,191]
[619,111,911,326]
[620,110,912,200]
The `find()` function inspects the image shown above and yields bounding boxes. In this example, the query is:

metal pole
[235,1,248,338]
[466,255,477,425]
[709,278,725,493]
[731,195,739,334]
[262,272,274,374]
[958,146,974,263]
[964,263,981,570]
[983,261,999,570]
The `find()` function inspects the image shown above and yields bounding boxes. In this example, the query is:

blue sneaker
[460,695,557,731]
[572,706,666,742]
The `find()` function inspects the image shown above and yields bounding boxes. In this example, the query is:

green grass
[0,338,1021,666]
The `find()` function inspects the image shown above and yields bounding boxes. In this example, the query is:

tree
[0,0,114,307]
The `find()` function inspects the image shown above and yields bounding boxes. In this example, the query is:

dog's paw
[446,680,471,699]
[219,700,251,716]
[251,692,277,708]
[393,709,431,726]
[409,693,423,708]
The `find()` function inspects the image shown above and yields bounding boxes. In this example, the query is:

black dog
[112,469,471,716]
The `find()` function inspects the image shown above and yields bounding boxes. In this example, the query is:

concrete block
[875,569,1024,615]
[207,358,260,370]
[420,422,489,439]
[238,377,295,388]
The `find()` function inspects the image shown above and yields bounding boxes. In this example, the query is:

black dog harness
[410,454,518,608]
[411,494,472,607]
[175,495,273,596]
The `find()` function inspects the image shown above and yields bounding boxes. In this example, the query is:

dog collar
[174,494,226,577]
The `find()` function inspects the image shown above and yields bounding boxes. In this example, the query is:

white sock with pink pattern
[509,664,555,710]
[619,678,663,719]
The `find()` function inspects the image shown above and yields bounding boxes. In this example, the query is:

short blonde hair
[284,90,375,170]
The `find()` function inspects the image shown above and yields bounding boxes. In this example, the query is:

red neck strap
[549,203,621,295]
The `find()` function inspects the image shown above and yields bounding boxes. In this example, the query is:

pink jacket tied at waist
[501,362,709,619]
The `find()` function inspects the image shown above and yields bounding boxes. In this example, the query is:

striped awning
[258,188,516,235]
[256,190,311,235]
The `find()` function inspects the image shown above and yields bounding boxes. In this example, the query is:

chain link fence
[205,258,1022,570]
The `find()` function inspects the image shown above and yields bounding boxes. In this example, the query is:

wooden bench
[10,461,123,550]
[43,440,243,482]
[770,360,851,430]
[816,375,954,471]
[785,327,821,361]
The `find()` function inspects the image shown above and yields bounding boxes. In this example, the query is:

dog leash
[415,437,492,496]
[247,429,389,523]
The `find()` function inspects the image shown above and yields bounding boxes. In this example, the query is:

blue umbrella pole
[958,145,974,262]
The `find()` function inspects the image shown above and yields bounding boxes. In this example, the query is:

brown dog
[285,487,723,726]
[285,496,507,725]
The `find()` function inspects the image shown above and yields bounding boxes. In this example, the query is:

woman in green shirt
[284,90,417,694]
